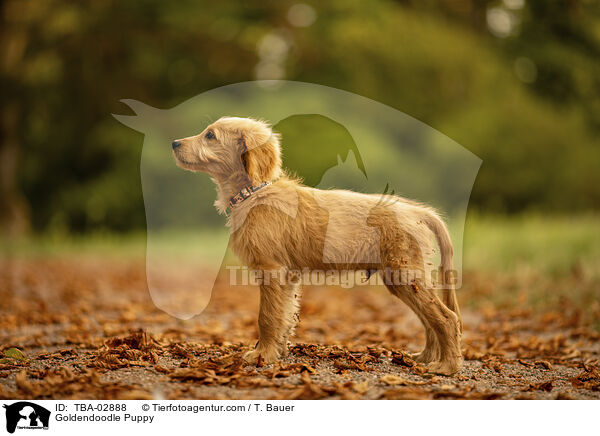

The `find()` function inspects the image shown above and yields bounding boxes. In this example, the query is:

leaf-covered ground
[1,257,599,400]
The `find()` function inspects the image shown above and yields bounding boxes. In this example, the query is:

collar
[228,181,272,210]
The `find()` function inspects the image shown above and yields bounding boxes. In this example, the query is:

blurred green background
[1,0,599,324]
[1,0,599,235]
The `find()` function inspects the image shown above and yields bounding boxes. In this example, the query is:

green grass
[461,214,600,326]
[463,213,600,276]
[3,214,599,275]
[0,228,231,266]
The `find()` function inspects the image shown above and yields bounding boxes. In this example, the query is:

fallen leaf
[380,374,408,386]
[535,360,553,370]
[4,348,26,361]
[353,381,370,393]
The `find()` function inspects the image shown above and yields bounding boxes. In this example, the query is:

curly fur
[172,117,463,375]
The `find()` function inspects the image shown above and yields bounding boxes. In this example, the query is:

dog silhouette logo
[3,402,50,433]
[113,80,481,319]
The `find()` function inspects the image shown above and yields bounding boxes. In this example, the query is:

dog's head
[172,117,282,184]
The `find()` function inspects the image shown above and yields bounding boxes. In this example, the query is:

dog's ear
[240,122,282,184]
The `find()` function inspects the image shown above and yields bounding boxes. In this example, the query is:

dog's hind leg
[243,269,300,364]
[414,327,440,363]
[385,282,440,363]
[386,280,462,375]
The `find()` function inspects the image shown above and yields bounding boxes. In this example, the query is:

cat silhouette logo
[3,402,50,433]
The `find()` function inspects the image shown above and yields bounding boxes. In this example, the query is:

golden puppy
[172,117,463,375]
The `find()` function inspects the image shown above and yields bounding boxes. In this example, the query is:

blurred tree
[1,0,599,234]
[1,0,32,236]
[506,0,600,130]
[1,0,259,233]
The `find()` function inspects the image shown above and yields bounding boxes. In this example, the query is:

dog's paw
[243,347,280,365]
[426,359,462,376]
[411,349,439,364]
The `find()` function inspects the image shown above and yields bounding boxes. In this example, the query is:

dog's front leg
[279,281,302,357]
[243,271,298,365]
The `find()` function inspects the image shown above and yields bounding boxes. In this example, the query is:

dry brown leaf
[352,381,370,394]
[380,374,408,386]
[535,360,553,370]
[118,390,154,400]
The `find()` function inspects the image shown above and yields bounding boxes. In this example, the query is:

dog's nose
[172,140,182,150]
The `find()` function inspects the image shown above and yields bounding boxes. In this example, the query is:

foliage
[1,0,599,232]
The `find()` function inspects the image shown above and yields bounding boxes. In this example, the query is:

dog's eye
[205,130,215,140]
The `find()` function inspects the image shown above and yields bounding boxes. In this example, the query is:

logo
[3,402,50,433]
[114,80,481,319]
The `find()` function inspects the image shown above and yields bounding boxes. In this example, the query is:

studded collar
[228,181,272,210]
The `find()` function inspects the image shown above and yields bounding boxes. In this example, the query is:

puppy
[172,117,463,375]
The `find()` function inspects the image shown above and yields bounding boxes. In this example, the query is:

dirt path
[1,258,599,399]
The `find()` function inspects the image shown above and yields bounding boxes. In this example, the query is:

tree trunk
[0,102,29,236]
[1,1,30,237]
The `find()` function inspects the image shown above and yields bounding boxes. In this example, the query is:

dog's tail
[422,210,462,333]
